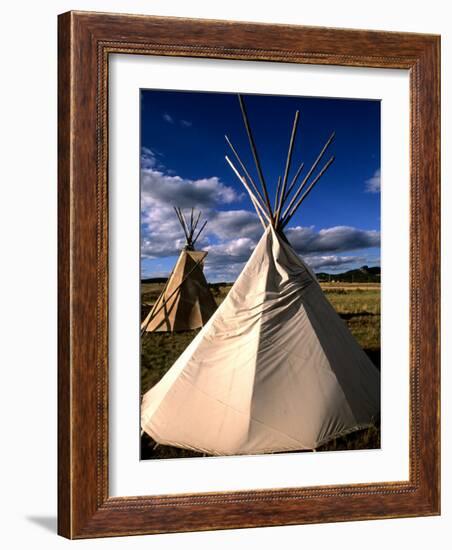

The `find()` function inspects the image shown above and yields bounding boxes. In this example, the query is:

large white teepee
[141,208,217,333]
[141,95,380,454]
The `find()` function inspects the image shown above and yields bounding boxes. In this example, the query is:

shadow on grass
[317,421,380,452]
[141,420,381,460]
[339,311,378,320]
[364,348,381,371]
[141,432,203,460]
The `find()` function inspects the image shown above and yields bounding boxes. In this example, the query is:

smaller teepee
[141,208,217,333]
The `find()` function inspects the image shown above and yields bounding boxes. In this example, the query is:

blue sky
[140,90,380,282]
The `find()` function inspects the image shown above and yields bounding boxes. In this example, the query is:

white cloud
[205,237,256,262]
[162,113,192,127]
[207,210,261,241]
[140,156,243,260]
[303,255,366,271]
[204,261,247,283]
[201,237,258,282]
[365,168,381,193]
[140,157,380,280]
[142,171,240,211]
[140,147,157,170]
[286,225,380,254]
[140,147,243,214]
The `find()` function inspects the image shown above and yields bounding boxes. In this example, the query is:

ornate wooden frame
[58,11,440,538]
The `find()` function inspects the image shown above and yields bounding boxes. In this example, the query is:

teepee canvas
[141,96,380,454]
[141,208,217,333]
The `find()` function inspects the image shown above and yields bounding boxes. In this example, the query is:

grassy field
[141,282,380,459]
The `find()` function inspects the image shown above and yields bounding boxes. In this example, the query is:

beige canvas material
[141,250,217,332]
[141,227,380,455]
